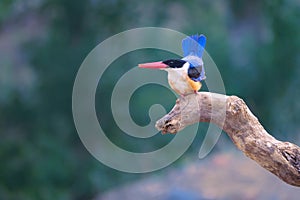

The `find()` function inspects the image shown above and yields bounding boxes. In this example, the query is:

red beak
[138,61,168,69]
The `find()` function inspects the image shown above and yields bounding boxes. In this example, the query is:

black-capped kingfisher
[138,34,206,96]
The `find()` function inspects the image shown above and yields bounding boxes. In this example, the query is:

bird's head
[138,58,206,82]
[138,34,207,82]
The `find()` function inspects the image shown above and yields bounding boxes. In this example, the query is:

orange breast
[167,71,202,95]
[187,77,201,92]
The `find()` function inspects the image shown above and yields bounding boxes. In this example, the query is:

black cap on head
[162,59,186,68]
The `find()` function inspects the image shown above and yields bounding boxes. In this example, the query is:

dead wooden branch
[155,92,300,187]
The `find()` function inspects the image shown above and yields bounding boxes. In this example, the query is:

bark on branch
[155,92,300,187]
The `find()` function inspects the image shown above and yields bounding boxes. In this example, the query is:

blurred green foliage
[0,0,300,199]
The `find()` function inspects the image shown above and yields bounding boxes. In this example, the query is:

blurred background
[1,0,300,199]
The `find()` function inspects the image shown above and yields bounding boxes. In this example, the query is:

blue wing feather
[182,34,206,57]
[191,65,206,82]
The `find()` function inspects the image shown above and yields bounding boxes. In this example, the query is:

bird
[138,34,206,96]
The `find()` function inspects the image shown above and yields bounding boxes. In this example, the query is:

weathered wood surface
[156,92,300,187]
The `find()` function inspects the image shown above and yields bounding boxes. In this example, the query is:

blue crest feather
[182,34,206,57]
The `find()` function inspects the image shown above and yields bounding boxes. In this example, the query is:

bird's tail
[182,34,206,58]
